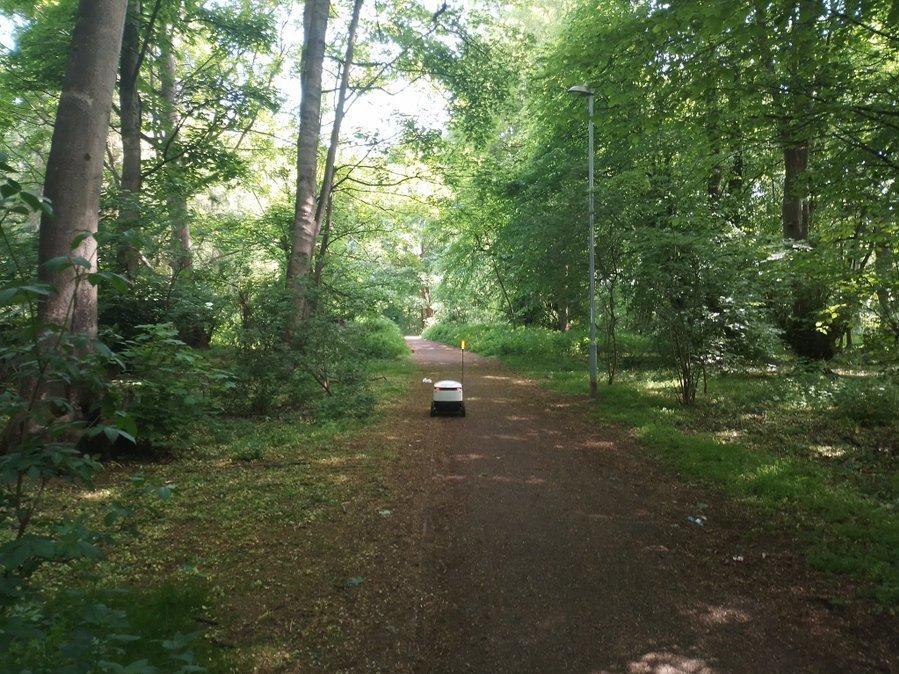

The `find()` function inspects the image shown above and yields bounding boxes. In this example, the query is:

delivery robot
[431,380,465,417]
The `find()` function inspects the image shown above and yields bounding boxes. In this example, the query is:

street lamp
[567,84,598,398]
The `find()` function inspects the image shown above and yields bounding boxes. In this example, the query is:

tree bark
[309,0,364,315]
[875,240,899,339]
[286,0,330,324]
[117,0,143,278]
[782,142,811,241]
[777,0,834,359]
[417,239,433,331]
[38,0,128,335]
[159,28,192,274]
[314,0,364,231]
[312,194,334,292]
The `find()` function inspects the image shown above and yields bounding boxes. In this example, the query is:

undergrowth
[6,326,412,672]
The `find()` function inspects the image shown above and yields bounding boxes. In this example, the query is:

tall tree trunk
[117,0,142,278]
[778,0,834,359]
[159,28,192,274]
[417,239,433,331]
[312,194,333,292]
[875,240,899,339]
[780,133,833,357]
[308,0,364,317]
[726,149,744,226]
[38,0,128,335]
[782,141,811,241]
[286,0,330,325]
[314,0,364,230]
[556,303,569,332]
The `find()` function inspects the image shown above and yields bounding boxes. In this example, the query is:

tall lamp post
[568,85,598,398]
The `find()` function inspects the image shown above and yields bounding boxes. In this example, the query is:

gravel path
[375,337,897,674]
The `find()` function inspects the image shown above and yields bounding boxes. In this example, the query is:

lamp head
[567,85,594,96]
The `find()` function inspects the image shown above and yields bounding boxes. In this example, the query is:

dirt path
[330,338,897,673]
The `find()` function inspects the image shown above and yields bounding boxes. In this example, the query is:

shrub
[99,271,225,348]
[832,376,899,428]
[6,579,212,673]
[218,286,405,418]
[424,323,581,361]
[114,323,231,450]
[352,317,409,360]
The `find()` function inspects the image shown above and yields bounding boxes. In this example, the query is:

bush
[99,271,225,348]
[832,376,899,428]
[352,317,409,360]
[114,323,231,450]
[424,322,581,361]
[218,285,407,418]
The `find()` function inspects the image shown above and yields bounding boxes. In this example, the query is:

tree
[158,17,192,274]
[286,0,330,325]
[312,0,364,296]
[37,0,128,335]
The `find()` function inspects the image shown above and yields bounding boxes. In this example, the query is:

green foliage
[352,317,409,360]
[428,0,899,370]
[832,376,899,429]
[99,273,219,347]
[114,324,231,452]
[0,178,209,671]
[214,282,408,419]
[425,322,583,362]
[630,216,778,403]
[5,578,214,673]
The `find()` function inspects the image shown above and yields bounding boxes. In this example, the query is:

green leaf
[0,179,21,197]
[71,231,93,249]
[0,283,54,306]
[41,255,92,274]
[40,256,75,274]
[19,191,43,213]
[88,271,130,292]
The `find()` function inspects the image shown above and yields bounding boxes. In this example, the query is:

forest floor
[289,337,898,673]
[47,340,898,672]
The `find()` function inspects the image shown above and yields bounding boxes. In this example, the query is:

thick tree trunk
[38,0,128,335]
[117,0,143,278]
[286,0,330,324]
[159,30,192,274]
[777,0,836,359]
[556,303,569,332]
[782,142,811,241]
[780,137,834,358]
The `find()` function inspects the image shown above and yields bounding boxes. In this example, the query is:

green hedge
[423,322,654,366]
[355,316,409,360]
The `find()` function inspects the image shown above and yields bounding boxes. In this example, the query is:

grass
[425,322,899,606]
[12,355,413,672]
